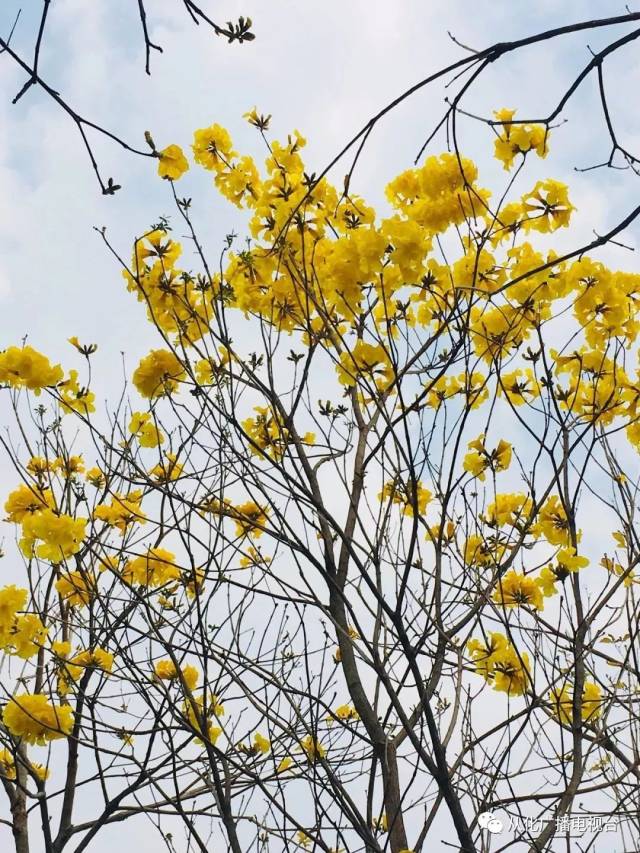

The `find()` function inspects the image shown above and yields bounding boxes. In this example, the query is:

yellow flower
[57,369,96,415]
[0,345,63,393]
[372,814,388,833]
[132,349,186,398]
[600,554,636,587]
[550,680,603,723]
[336,340,394,390]
[0,585,28,640]
[85,467,106,487]
[55,455,85,476]
[582,681,603,721]
[300,735,325,762]
[0,748,16,779]
[182,566,205,598]
[468,632,530,695]
[425,374,461,408]
[149,452,184,482]
[241,406,295,461]
[0,587,47,659]
[499,368,539,406]
[385,153,486,235]
[26,456,50,478]
[154,659,199,690]
[128,411,165,448]
[192,124,237,171]
[19,510,87,562]
[532,496,573,547]
[121,548,180,588]
[215,155,262,208]
[463,435,512,481]
[378,479,431,517]
[426,519,456,545]
[536,565,560,597]
[55,570,97,607]
[463,534,505,567]
[253,732,270,754]
[52,639,72,658]
[493,569,544,610]
[330,704,359,723]
[468,632,508,679]
[30,763,50,782]
[276,756,293,773]
[491,646,531,695]
[130,228,182,269]
[230,501,269,538]
[296,831,312,849]
[493,108,549,171]
[94,491,146,532]
[239,546,271,570]
[244,107,271,130]
[69,647,114,674]
[8,613,48,659]
[4,483,54,523]
[537,548,588,598]
[521,179,574,233]
[117,730,135,746]
[157,144,189,180]
[484,493,532,528]
[68,336,97,356]
[3,693,74,745]
[182,693,224,743]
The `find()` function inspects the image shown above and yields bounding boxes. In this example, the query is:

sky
[2,1,640,850]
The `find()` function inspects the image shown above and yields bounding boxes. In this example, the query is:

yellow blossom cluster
[0,748,50,782]
[0,345,96,416]
[4,483,54,522]
[94,491,146,532]
[149,452,184,482]
[378,479,432,516]
[467,632,530,695]
[19,509,87,563]
[4,466,88,565]
[0,585,47,658]
[55,570,98,608]
[493,108,549,171]
[117,107,640,480]
[132,348,186,398]
[300,735,326,761]
[0,346,63,392]
[493,570,544,611]
[129,411,165,447]
[182,692,225,744]
[550,681,603,723]
[242,406,315,461]
[2,694,74,745]
[463,435,512,481]
[121,547,180,588]
[154,659,200,690]
[53,642,114,694]
[425,372,489,410]
[204,499,270,538]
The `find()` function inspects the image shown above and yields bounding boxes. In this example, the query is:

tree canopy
[3,8,640,853]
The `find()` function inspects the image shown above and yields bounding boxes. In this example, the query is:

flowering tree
[2,103,640,853]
